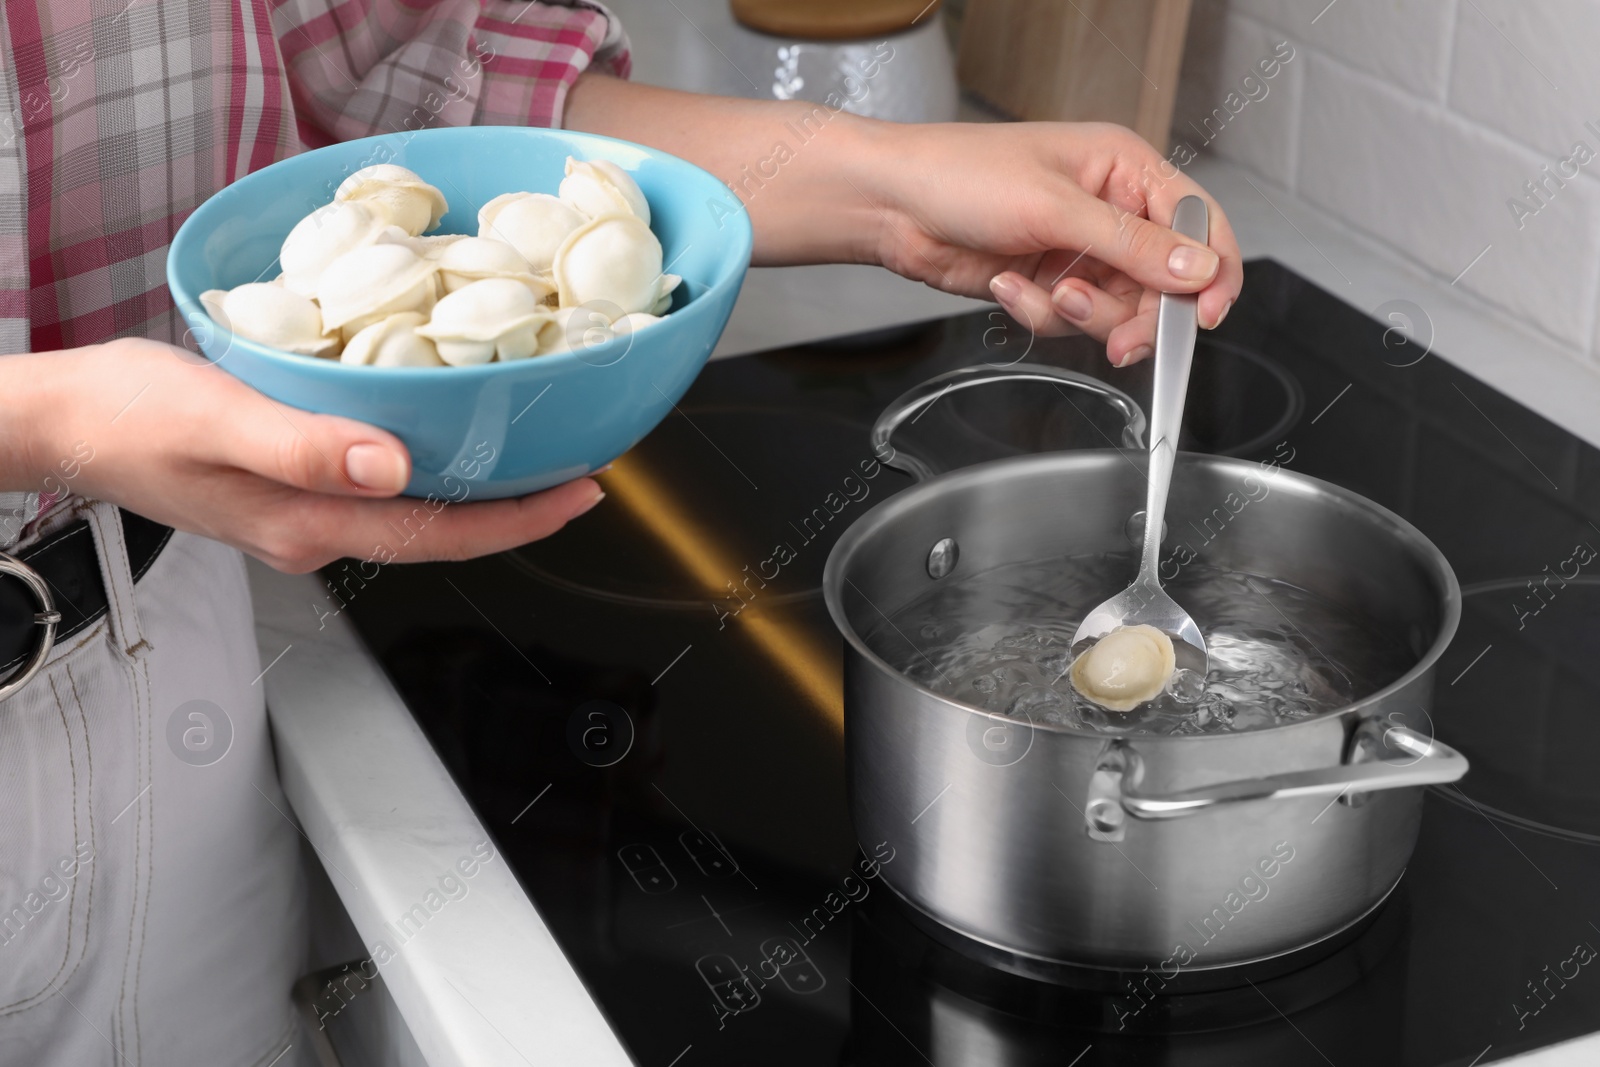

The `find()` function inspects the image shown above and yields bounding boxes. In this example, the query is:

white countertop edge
[247,559,632,1067]
[1189,156,1600,453]
[1512,1032,1600,1066]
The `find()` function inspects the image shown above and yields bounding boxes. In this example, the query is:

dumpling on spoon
[1069,625,1176,712]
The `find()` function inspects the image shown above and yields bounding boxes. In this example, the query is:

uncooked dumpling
[339,312,444,367]
[559,158,650,225]
[415,277,548,365]
[551,212,678,316]
[335,164,447,237]
[316,243,439,337]
[199,283,339,359]
[477,192,586,273]
[278,201,391,298]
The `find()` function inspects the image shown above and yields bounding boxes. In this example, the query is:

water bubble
[1037,650,1072,678]
[991,665,1026,685]
[1168,668,1205,704]
[867,557,1398,736]
[1230,705,1274,731]
[1008,686,1065,718]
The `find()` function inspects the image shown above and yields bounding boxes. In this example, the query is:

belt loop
[83,500,149,662]
[0,490,41,550]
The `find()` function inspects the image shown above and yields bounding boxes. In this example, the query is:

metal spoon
[1071,194,1210,677]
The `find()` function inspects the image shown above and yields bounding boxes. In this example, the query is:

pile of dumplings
[199,160,680,367]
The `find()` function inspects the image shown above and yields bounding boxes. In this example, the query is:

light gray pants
[0,502,307,1066]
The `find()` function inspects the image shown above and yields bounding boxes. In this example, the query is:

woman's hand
[2,339,604,573]
[568,76,1242,367]
[859,120,1243,366]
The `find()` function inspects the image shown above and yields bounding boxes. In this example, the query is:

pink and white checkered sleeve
[271,0,631,147]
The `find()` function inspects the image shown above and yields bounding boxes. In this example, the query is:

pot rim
[823,450,1462,743]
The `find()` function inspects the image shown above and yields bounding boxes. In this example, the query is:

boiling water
[866,556,1414,735]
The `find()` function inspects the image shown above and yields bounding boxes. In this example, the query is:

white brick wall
[1178,0,1600,372]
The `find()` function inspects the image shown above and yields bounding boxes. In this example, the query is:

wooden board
[956,0,1193,152]
[730,0,943,40]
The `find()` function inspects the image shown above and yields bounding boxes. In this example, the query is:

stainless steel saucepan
[823,362,1467,969]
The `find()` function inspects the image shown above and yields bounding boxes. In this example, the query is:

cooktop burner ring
[1187,337,1307,458]
[930,337,1305,464]
[502,556,826,612]
[1428,783,1600,846]
[505,404,885,611]
[1431,574,1600,843]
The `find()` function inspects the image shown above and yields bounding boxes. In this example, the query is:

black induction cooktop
[337,261,1600,1066]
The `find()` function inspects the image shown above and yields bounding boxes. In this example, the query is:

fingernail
[1168,245,1219,282]
[595,462,614,475]
[573,488,606,518]
[1052,285,1093,322]
[1117,344,1153,368]
[989,274,1020,301]
[345,443,407,492]
[1213,299,1233,328]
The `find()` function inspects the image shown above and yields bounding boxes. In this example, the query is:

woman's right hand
[2,338,605,573]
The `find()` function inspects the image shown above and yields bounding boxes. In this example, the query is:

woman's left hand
[859,120,1243,367]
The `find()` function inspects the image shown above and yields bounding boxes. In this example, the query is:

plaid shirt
[0,0,629,542]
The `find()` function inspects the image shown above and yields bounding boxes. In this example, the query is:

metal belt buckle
[0,551,61,701]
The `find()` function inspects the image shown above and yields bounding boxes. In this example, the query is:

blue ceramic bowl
[167,127,751,500]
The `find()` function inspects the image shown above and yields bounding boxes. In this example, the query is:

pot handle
[1085,725,1468,838]
[871,364,1148,483]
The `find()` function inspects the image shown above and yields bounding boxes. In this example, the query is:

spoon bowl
[1073,576,1208,674]
[1072,195,1212,682]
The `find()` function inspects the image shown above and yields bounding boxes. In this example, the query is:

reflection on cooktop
[1432,575,1600,844]
[506,406,888,609]
[336,261,1600,1067]
[850,885,1407,1065]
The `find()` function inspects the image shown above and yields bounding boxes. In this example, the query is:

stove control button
[680,830,738,877]
[759,936,827,995]
[696,953,761,1014]
[618,844,677,894]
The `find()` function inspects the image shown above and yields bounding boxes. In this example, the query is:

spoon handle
[1139,195,1209,580]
